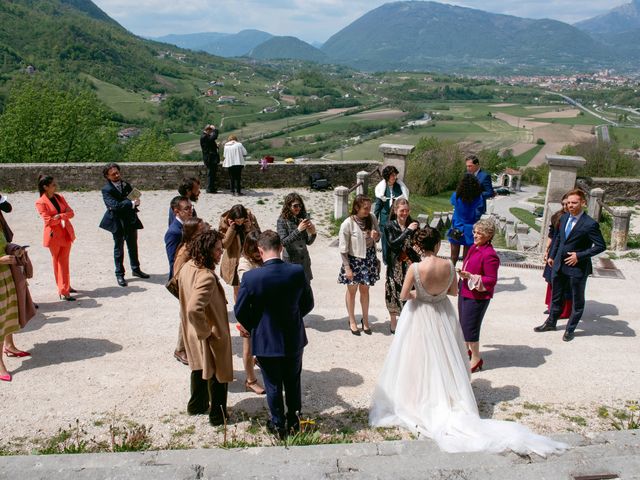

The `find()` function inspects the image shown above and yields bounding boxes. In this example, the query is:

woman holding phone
[276,193,316,281]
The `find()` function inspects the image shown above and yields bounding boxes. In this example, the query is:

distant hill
[575,0,640,35]
[0,0,204,90]
[200,29,273,57]
[248,36,328,63]
[152,32,230,51]
[321,1,612,72]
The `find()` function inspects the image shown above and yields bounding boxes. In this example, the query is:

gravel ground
[0,186,638,454]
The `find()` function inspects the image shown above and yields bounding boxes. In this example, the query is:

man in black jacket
[98,163,150,287]
[200,124,220,193]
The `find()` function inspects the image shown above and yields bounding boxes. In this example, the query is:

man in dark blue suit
[466,154,495,214]
[167,178,200,227]
[99,163,149,287]
[234,230,314,438]
[534,189,605,341]
[164,196,192,279]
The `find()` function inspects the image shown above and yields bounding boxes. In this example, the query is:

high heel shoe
[60,294,76,301]
[69,288,78,293]
[0,373,12,382]
[471,358,484,373]
[3,348,31,358]
[245,379,266,395]
[349,323,361,336]
[361,319,372,335]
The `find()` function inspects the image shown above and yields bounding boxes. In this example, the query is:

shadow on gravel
[9,337,123,376]
[494,276,527,293]
[472,379,521,418]
[84,284,145,298]
[232,367,363,415]
[481,344,552,370]
[304,314,386,334]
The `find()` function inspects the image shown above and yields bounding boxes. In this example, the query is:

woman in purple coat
[458,219,500,373]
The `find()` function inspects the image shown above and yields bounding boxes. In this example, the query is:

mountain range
[154,0,640,73]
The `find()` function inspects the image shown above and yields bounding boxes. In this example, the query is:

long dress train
[369,262,567,456]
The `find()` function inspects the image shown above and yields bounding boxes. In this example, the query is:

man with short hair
[465,154,495,214]
[234,230,314,439]
[168,178,200,226]
[99,163,149,287]
[165,196,192,279]
[534,189,605,342]
[200,125,220,193]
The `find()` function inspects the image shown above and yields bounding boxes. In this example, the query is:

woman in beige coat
[218,204,260,299]
[178,230,233,426]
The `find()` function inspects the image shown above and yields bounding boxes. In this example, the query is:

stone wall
[0,161,380,192]
[581,177,640,202]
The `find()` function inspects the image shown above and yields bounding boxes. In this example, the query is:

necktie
[564,216,575,238]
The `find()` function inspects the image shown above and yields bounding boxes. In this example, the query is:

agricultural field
[609,127,640,149]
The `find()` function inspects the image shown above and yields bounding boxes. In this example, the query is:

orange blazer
[35,193,76,247]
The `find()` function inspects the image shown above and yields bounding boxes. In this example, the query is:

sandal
[245,379,266,395]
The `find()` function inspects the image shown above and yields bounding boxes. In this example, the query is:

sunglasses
[291,204,302,208]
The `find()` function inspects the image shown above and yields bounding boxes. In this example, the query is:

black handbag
[449,228,463,241]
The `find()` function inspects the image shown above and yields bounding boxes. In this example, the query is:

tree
[560,140,639,177]
[0,78,117,163]
[405,137,465,196]
[123,129,178,162]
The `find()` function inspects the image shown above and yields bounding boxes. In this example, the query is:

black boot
[208,378,228,426]
[187,370,209,415]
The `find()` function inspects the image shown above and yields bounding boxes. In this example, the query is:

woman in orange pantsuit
[35,175,76,301]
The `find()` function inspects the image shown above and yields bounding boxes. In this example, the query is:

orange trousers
[48,243,72,296]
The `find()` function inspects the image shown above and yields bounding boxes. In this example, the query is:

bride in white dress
[369,226,566,456]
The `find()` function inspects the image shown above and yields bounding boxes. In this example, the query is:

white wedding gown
[369,262,567,456]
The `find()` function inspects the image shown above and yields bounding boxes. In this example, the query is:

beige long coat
[218,209,260,285]
[177,260,233,382]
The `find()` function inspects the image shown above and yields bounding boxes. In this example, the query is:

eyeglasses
[291,204,302,208]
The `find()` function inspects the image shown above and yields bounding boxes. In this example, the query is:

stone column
[588,188,605,222]
[356,171,369,196]
[539,155,586,253]
[334,186,349,220]
[610,207,633,251]
[378,144,415,182]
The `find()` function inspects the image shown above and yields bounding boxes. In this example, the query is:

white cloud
[92,0,629,42]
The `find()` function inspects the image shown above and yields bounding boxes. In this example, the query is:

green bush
[405,136,465,196]
[124,129,178,162]
[521,164,549,186]
[561,140,640,177]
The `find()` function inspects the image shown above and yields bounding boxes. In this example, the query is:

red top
[460,243,500,300]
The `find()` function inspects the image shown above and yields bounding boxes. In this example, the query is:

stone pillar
[416,213,430,227]
[356,171,369,196]
[610,207,633,251]
[378,144,415,182]
[539,155,586,253]
[334,186,349,220]
[588,188,605,222]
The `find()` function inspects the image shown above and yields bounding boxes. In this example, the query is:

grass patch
[561,414,587,427]
[169,133,199,145]
[514,144,543,167]
[523,402,545,412]
[509,207,541,232]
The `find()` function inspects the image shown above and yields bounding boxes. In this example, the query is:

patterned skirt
[338,246,380,286]
[0,264,20,342]
[385,257,411,315]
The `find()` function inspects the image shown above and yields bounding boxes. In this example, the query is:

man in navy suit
[164,196,193,279]
[167,178,200,226]
[99,163,149,287]
[466,154,495,214]
[534,189,605,341]
[234,230,314,439]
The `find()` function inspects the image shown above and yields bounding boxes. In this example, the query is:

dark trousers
[188,370,228,421]
[206,162,218,193]
[228,165,244,193]
[257,352,303,430]
[548,271,588,333]
[112,228,139,276]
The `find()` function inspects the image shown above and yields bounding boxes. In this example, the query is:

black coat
[200,130,219,167]
[99,181,143,234]
[383,219,420,276]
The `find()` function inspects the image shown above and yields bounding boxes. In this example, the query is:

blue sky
[92,0,626,43]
